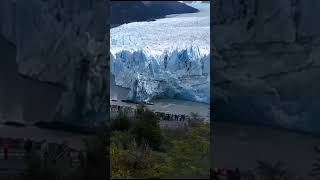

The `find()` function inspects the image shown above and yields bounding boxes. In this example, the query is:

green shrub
[111,113,131,131]
[131,106,163,151]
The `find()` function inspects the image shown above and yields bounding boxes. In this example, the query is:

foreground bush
[131,106,163,151]
[110,113,131,131]
[110,107,210,179]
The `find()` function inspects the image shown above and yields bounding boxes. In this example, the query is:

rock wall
[0,0,108,125]
[213,0,320,133]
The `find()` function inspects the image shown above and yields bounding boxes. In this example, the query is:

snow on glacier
[110,3,210,104]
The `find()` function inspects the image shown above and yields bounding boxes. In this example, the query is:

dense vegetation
[110,105,210,179]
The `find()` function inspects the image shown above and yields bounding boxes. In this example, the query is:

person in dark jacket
[3,141,10,160]
[24,138,33,156]
[233,168,241,180]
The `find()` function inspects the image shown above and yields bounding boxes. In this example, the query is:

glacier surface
[110,4,210,104]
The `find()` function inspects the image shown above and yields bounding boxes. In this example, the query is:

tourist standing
[24,138,33,157]
[41,140,49,166]
[234,168,241,180]
[3,141,10,160]
[219,168,228,180]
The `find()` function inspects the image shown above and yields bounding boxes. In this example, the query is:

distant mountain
[110,1,198,27]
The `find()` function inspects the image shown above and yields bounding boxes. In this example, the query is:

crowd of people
[110,104,136,117]
[0,138,47,160]
[1,138,76,166]
[155,112,190,122]
[110,104,190,122]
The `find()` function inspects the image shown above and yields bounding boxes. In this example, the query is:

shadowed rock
[0,0,108,126]
[213,0,320,133]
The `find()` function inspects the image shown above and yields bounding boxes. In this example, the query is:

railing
[0,150,26,159]
[110,105,191,129]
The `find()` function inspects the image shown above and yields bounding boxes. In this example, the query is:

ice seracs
[110,3,210,104]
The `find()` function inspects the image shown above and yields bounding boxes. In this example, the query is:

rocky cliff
[0,0,108,126]
[213,0,320,133]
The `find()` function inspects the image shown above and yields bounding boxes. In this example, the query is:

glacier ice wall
[110,3,210,104]
[111,47,210,103]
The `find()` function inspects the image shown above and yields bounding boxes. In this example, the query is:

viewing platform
[110,99,210,128]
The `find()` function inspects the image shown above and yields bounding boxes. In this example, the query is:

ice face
[110,3,210,104]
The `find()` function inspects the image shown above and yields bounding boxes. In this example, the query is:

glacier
[110,3,210,104]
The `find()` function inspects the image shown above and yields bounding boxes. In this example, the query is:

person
[61,142,72,167]
[182,114,185,121]
[3,141,10,160]
[220,168,228,180]
[233,168,241,180]
[41,140,49,165]
[78,151,85,169]
[24,138,33,157]
[212,168,220,180]
[227,169,234,180]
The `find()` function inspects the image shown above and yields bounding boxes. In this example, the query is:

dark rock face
[0,0,108,126]
[110,1,198,27]
[0,35,63,123]
[213,0,320,133]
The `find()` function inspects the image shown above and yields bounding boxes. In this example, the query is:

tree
[111,113,131,131]
[110,131,169,179]
[110,106,210,179]
[189,112,204,127]
[110,131,132,179]
[131,105,163,151]
[165,122,210,178]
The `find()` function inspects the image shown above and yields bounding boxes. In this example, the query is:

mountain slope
[110,1,198,27]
